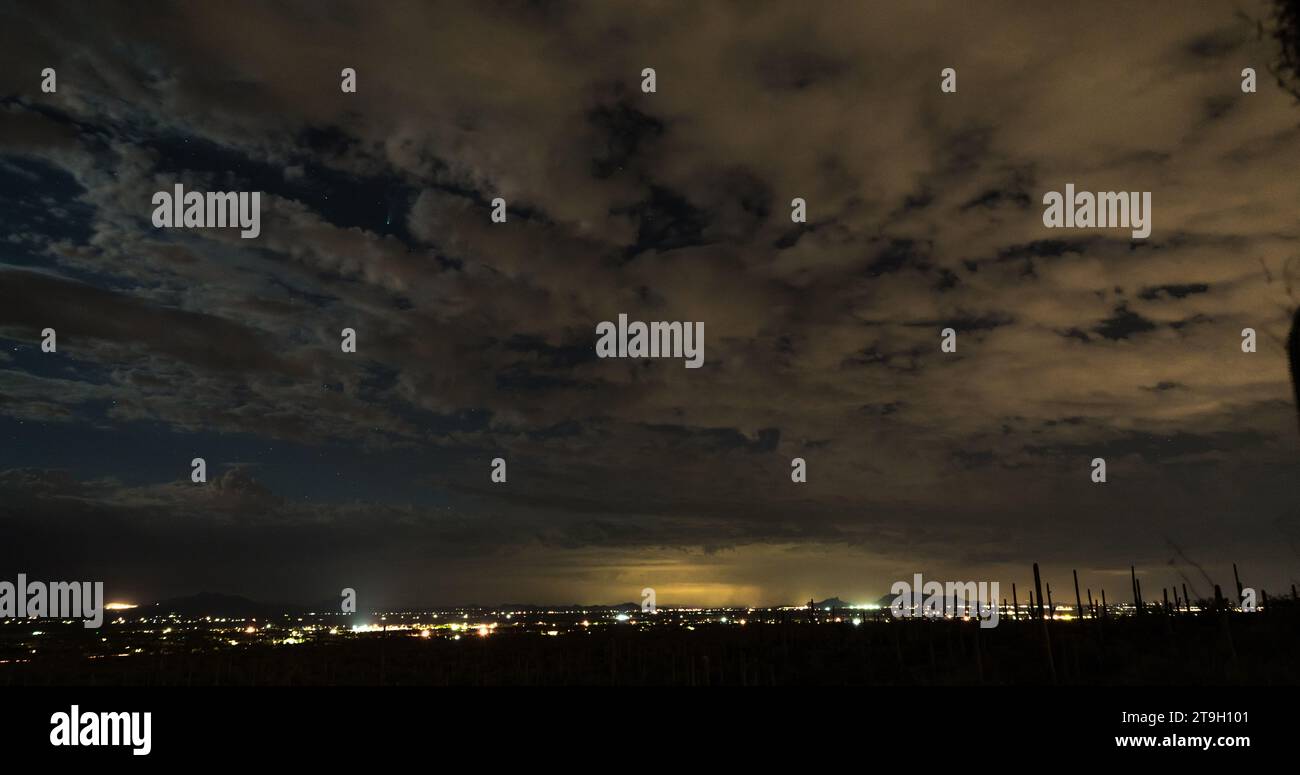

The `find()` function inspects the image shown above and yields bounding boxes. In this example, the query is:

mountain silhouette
[813,597,851,609]
[146,592,305,617]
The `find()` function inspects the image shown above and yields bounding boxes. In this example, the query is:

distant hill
[143,594,817,615]
[497,602,641,611]
[813,597,851,609]
[143,595,658,616]
[146,592,305,618]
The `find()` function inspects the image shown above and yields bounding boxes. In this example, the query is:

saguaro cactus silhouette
[1272,0,1300,99]
[1268,2,1300,427]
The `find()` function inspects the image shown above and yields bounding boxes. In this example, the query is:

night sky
[1,1,1298,608]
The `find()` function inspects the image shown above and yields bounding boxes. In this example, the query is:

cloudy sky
[1,1,1298,608]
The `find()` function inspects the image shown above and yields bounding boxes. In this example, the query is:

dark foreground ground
[4,606,1298,686]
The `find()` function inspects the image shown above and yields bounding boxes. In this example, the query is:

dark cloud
[1094,306,1159,340]
[0,0,1297,606]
